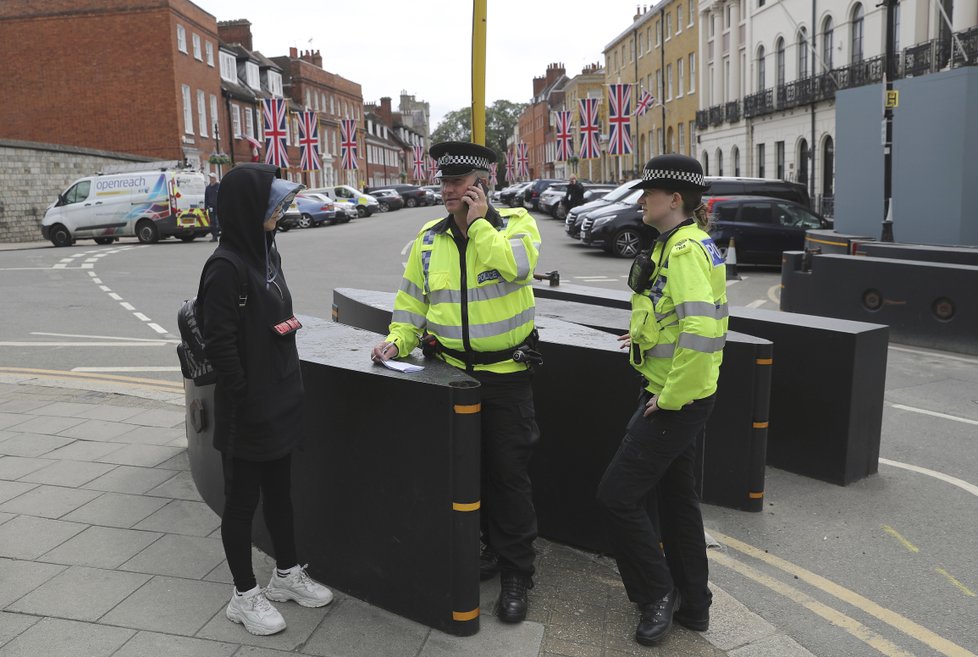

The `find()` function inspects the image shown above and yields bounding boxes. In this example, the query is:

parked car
[420,185,443,204]
[706,195,829,263]
[306,185,379,217]
[551,183,618,220]
[522,179,562,211]
[371,189,405,212]
[277,200,301,232]
[537,183,568,217]
[365,184,428,208]
[295,193,350,226]
[498,182,531,207]
[565,180,639,239]
[704,176,811,209]
[578,190,649,257]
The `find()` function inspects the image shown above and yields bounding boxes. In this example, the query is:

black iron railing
[743,89,774,118]
[695,110,709,131]
[708,105,725,126]
[725,101,741,122]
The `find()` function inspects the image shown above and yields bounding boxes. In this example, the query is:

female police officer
[596,154,727,646]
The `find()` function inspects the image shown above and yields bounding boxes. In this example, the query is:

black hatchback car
[365,184,428,208]
[706,195,829,263]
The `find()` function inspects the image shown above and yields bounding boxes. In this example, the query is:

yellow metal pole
[471,0,487,145]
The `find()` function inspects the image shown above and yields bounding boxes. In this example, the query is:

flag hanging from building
[489,162,498,188]
[263,98,290,169]
[427,155,439,183]
[635,90,656,116]
[340,118,359,170]
[412,145,426,181]
[298,111,321,171]
[555,110,573,161]
[607,84,632,156]
[578,98,600,160]
[517,142,529,179]
[504,150,515,182]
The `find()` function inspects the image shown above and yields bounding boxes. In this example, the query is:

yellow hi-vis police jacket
[629,220,728,410]
[385,207,541,374]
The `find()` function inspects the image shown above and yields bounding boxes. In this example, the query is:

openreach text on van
[95,177,147,193]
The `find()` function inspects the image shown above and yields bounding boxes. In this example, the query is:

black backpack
[177,249,248,385]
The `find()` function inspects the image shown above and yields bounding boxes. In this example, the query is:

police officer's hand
[462,184,488,225]
[643,394,660,417]
[617,333,630,350]
[371,340,397,363]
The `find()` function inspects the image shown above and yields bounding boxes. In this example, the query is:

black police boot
[480,545,499,581]
[635,589,681,646]
[496,572,532,623]
[674,603,710,632]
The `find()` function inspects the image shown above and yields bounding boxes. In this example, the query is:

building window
[657,127,663,153]
[667,64,673,99]
[709,12,716,37]
[702,151,710,175]
[798,28,809,78]
[205,41,214,67]
[219,52,237,83]
[689,0,695,25]
[725,5,731,29]
[689,53,696,93]
[245,62,260,89]
[688,121,695,155]
[268,71,283,97]
[657,70,664,99]
[678,59,684,97]
[798,139,809,187]
[245,109,255,139]
[822,17,834,71]
[776,38,785,87]
[757,143,766,177]
[717,149,724,176]
[666,13,672,39]
[757,46,766,91]
[758,0,765,7]
[181,84,193,134]
[733,145,740,176]
[231,104,241,138]
[647,27,652,52]
[176,24,187,53]
[678,123,685,153]
[776,141,785,179]
[851,3,864,63]
[656,20,662,45]
[197,90,207,136]
[209,94,218,138]
[192,34,202,61]
[677,6,683,32]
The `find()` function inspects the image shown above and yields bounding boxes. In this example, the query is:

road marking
[935,568,976,597]
[72,366,182,373]
[882,525,919,553]
[120,302,135,311]
[400,240,414,256]
[0,341,171,347]
[767,283,781,305]
[888,403,978,427]
[133,312,150,322]
[712,529,977,657]
[99,285,111,292]
[92,278,102,284]
[879,458,978,498]
[746,299,766,308]
[710,550,917,657]
[887,345,978,364]
[0,366,182,390]
[108,292,122,301]
[87,271,97,277]
[147,323,169,335]
[31,332,178,343]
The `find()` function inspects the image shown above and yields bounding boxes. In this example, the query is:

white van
[42,169,207,246]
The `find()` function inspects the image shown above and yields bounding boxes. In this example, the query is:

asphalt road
[2,205,975,657]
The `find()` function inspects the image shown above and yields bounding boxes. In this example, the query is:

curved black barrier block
[782,251,975,356]
[804,229,873,255]
[186,316,482,636]
[852,241,978,266]
[534,282,887,486]
[332,288,772,558]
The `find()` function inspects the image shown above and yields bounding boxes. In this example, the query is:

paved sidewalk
[0,376,815,657]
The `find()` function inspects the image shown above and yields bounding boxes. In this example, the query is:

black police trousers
[597,392,715,610]
[475,369,539,578]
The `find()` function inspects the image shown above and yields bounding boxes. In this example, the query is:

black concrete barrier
[782,251,977,356]
[186,316,482,636]
[804,229,873,255]
[852,241,978,266]
[534,283,887,486]
[332,288,772,557]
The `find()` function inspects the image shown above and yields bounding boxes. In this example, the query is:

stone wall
[0,139,150,242]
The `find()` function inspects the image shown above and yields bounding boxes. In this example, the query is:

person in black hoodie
[199,163,332,636]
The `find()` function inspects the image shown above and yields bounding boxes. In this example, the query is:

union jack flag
[298,111,321,171]
[517,142,530,179]
[340,118,358,170]
[412,145,425,181]
[578,98,600,160]
[263,98,289,169]
[607,84,632,156]
[504,150,515,182]
[635,89,656,116]
[489,162,498,189]
[427,155,439,183]
[555,110,573,161]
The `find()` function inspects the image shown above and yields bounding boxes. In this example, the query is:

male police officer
[371,141,542,622]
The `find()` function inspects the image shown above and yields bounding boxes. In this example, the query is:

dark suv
[521,179,562,211]
[366,184,428,208]
[704,177,811,208]
[706,196,829,263]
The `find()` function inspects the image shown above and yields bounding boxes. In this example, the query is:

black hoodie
[199,164,303,460]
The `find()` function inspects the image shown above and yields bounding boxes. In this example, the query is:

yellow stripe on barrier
[753,421,769,429]
[453,608,480,621]
[749,491,764,499]
[452,501,480,512]
[806,236,849,248]
[756,358,773,365]
[454,403,481,414]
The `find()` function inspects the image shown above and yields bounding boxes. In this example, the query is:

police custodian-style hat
[429,141,497,177]
[629,154,709,192]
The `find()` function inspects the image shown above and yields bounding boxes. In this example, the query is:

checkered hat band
[438,154,491,170]
[642,168,704,187]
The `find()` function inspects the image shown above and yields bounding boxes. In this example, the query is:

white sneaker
[265,564,334,608]
[226,586,287,635]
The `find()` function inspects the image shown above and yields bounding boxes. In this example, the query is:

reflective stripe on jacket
[386,207,541,373]
[628,221,728,410]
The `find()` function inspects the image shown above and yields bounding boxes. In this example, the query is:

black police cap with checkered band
[629,154,709,192]
[429,141,497,177]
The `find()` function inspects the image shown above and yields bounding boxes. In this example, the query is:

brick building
[516,63,567,179]
[0,0,225,171]
[364,96,428,186]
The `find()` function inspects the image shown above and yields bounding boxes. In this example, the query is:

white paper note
[380,359,425,373]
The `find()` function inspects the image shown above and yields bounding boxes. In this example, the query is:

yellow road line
[710,551,917,657]
[0,367,182,391]
[936,568,977,598]
[712,530,977,657]
[882,525,919,553]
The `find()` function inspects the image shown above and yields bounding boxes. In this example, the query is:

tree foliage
[431,100,527,163]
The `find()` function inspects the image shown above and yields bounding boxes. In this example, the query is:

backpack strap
[199,248,249,312]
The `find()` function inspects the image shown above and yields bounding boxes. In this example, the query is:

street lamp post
[880,0,899,242]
